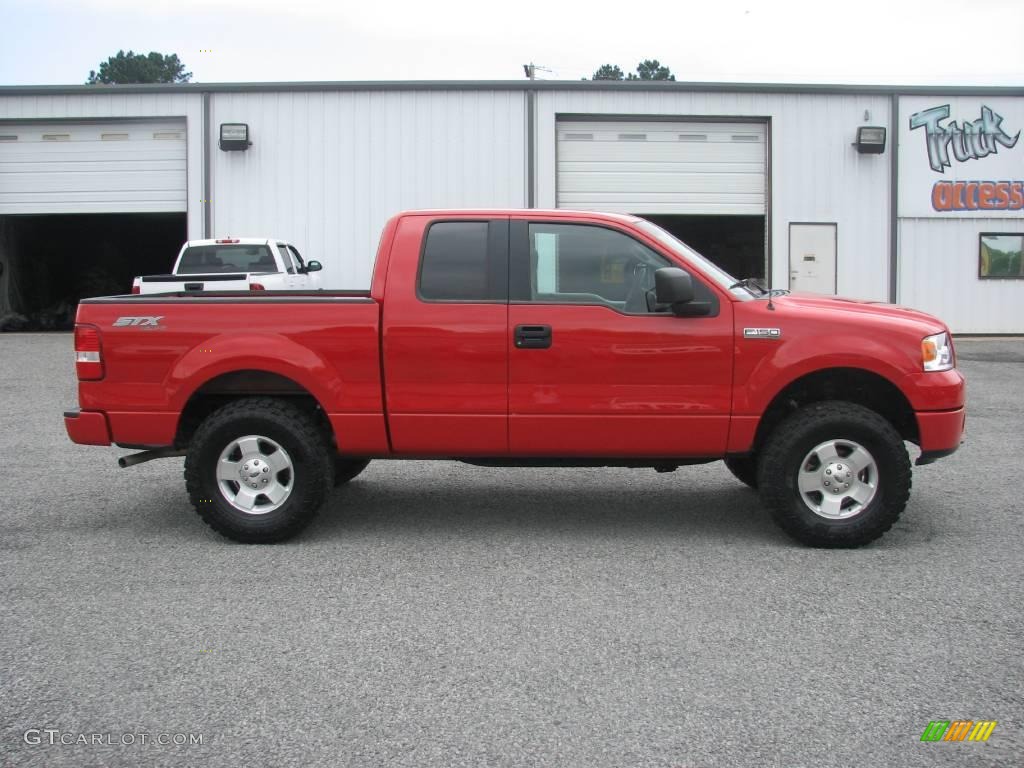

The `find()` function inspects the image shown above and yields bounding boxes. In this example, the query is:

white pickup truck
[132,238,323,294]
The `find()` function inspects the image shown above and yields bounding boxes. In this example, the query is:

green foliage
[87,51,192,85]
[586,59,675,81]
[632,59,675,81]
[592,64,625,81]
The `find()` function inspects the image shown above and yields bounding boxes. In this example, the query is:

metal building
[0,80,1021,332]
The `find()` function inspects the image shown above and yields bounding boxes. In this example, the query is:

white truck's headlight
[922,332,954,372]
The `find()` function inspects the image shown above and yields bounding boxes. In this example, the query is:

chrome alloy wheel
[216,435,294,515]
[796,439,878,520]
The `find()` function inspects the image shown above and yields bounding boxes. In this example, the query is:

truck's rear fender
[168,334,343,448]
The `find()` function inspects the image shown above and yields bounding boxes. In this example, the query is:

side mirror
[304,260,323,273]
[655,267,694,305]
[654,267,712,317]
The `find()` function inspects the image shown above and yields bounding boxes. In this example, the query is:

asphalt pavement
[1,333,1021,767]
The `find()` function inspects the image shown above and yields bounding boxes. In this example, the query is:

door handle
[514,324,552,349]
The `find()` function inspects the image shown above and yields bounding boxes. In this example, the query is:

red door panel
[508,304,733,456]
[507,217,734,458]
[382,215,509,455]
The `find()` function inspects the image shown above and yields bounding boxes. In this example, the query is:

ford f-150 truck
[65,210,965,547]
[131,237,323,294]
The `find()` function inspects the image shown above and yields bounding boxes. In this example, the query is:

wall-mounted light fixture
[854,126,886,154]
[219,123,251,151]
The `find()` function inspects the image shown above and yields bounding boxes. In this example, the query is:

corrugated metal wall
[0,93,204,235]
[3,85,1022,330]
[899,218,1024,333]
[209,90,527,288]
[534,90,893,302]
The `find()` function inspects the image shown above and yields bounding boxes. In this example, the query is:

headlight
[922,332,954,372]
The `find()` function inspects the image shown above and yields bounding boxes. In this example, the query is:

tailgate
[138,273,250,293]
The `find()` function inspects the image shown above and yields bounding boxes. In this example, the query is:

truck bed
[74,291,384,451]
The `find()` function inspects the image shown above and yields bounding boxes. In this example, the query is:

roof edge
[0,79,1021,97]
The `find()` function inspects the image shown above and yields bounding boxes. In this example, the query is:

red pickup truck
[65,209,965,547]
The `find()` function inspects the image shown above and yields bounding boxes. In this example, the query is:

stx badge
[743,328,781,339]
[113,316,164,328]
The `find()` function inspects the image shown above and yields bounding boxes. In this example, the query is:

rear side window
[419,222,503,301]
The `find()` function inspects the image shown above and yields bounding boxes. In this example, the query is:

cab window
[525,223,709,314]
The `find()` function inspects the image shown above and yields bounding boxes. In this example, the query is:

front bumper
[915,406,965,465]
[64,409,111,446]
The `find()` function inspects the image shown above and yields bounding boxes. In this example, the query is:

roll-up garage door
[556,120,766,215]
[0,119,186,214]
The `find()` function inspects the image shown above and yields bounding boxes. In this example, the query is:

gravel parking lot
[1,333,1021,767]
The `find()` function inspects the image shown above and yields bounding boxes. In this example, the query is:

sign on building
[899,97,1024,218]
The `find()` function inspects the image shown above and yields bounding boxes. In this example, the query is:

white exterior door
[789,223,837,295]
[0,119,186,214]
[556,120,766,215]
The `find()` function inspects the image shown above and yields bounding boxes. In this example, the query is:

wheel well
[174,370,334,448]
[751,368,918,454]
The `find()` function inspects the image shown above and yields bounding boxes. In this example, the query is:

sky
[1,0,1022,87]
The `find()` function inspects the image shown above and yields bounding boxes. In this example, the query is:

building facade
[0,80,1021,332]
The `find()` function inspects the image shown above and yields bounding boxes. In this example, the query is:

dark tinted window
[178,244,277,274]
[419,222,494,300]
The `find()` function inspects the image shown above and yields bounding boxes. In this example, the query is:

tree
[629,59,675,81]
[592,64,625,81]
[585,60,675,81]
[87,51,191,85]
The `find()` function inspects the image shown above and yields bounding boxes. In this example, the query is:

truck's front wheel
[184,398,332,543]
[758,401,911,548]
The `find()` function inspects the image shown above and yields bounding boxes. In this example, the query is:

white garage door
[0,119,186,214]
[557,120,766,215]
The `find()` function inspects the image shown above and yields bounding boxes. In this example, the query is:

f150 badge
[743,327,781,339]
[113,316,164,328]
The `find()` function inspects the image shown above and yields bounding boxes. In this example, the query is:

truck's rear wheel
[723,455,758,489]
[184,398,331,543]
[333,457,371,487]
[758,401,911,548]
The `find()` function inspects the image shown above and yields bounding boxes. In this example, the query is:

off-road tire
[724,455,759,489]
[758,401,911,548]
[184,397,332,543]
[333,457,371,487]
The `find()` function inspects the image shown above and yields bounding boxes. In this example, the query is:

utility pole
[522,63,553,80]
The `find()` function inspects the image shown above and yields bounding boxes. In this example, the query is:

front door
[507,219,734,457]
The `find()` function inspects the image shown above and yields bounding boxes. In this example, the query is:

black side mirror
[654,267,712,317]
[305,260,323,273]
[655,267,694,304]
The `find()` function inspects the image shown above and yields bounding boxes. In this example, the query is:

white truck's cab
[132,238,323,294]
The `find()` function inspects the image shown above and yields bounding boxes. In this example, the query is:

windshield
[177,244,277,274]
[633,219,755,300]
